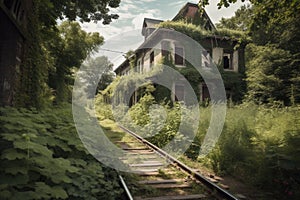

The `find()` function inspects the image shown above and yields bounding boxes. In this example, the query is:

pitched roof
[172,2,216,31]
[142,18,164,36]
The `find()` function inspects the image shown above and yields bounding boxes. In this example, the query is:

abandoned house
[0,0,32,106]
[114,2,246,105]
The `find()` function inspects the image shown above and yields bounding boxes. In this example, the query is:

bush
[204,104,300,198]
[0,105,123,200]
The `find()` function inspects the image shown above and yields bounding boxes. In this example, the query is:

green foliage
[15,0,119,108]
[245,44,299,105]
[205,0,300,105]
[0,106,123,199]
[78,56,114,99]
[216,5,253,31]
[49,21,104,103]
[37,0,120,26]
[159,20,249,44]
[15,2,54,109]
[201,104,300,198]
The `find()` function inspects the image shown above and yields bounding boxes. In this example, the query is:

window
[175,84,184,101]
[141,57,144,73]
[223,53,232,70]
[137,60,141,73]
[202,50,211,68]
[175,46,184,65]
[150,51,154,67]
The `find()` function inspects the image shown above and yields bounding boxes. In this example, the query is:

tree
[47,21,104,103]
[246,44,296,104]
[80,56,114,98]
[200,0,300,105]
[37,0,120,27]
[16,0,120,108]
[216,5,253,31]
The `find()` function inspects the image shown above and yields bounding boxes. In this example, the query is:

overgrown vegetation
[96,93,300,199]
[0,105,123,199]
[159,20,250,45]
[202,104,300,198]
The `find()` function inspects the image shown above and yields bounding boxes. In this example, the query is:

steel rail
[119,125,238,200]
[118,174,134,200]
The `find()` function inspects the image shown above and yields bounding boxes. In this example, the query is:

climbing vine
[0,105,123,199]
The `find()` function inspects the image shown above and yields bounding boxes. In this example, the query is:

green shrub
[0,105,123,200]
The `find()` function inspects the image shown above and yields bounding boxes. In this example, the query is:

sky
[81,0,247,68]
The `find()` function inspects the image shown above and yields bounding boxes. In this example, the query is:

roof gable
[172,2,216,31]
[142,18,163,36]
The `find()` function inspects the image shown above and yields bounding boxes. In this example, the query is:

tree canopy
[200,0,300,105]
[16,0,120,108]
[38,0,120,27]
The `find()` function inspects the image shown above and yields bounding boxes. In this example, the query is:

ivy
[159,20,250,45]
[0,105,123,199]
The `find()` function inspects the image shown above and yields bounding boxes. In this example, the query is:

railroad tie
[134,194,207,200]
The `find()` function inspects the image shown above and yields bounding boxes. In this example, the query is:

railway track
[115,125,239,200]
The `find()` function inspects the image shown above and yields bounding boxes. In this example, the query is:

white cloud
[147,9,161,15]
[118,12,136,20]
[169,1,186,7]
[115,1,140,12]
[139,0,157,2]
[80,22,134,39]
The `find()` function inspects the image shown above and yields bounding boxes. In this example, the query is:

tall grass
[95,96,300,198]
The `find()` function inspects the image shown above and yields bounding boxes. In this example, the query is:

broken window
[175,46,184,65]
[223,53,232,70]
[202,50,211,68]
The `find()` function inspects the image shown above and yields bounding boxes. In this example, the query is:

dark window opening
[223,55,230,69]
[223,52,233,69]
[141,57,144,72]
[175,85,184,101]
[137,61,141,72]
[175,46,184,65]
[4,0,14,10]
[150,51,154,67]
